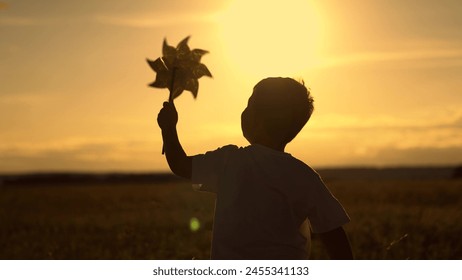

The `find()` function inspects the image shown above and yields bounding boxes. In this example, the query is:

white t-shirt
[192,144,350,259]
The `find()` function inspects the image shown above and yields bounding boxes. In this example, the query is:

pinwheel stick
[168,67,177,103]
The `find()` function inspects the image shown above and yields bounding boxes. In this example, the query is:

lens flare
[189,217,200,232]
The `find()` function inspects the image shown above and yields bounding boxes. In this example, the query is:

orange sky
[1,0,462,173]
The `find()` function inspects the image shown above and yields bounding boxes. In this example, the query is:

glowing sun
[218,0,323,78]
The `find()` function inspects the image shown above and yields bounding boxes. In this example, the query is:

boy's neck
[252,140,286,152]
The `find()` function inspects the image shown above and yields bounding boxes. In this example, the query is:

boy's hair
[252,77,314,144]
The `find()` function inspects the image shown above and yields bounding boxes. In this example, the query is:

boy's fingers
[166,102,177,113]
[162,101,176,109]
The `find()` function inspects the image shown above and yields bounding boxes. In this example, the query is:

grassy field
[1,171,461,259]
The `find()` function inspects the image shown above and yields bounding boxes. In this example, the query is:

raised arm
[318,226,353,259]
[157,102,192,179]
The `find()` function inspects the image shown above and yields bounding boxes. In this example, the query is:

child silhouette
[157,77,353,259]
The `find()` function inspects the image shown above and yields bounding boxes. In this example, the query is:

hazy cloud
[323,48,462,68]
[0,0,222,27]
[2,121,461,172]
[92,12,213,28]
[293,111,462,167]
[454,116,462,126]
[0,16,44,26]
[0,139,165,173]
[310,110,462,131]
[370,146,462,166]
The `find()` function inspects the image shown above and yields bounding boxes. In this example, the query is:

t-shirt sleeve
[191,145,238,193]
[306,174,350,233]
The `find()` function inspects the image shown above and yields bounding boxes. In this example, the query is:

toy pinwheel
[147,36,212,102]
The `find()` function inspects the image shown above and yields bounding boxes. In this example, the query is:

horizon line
[1,164,460,177]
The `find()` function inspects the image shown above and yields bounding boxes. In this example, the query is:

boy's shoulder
[210,144,321,178]
[200,144,240,157]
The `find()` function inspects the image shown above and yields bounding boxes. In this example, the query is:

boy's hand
[157,101,192,179]
[157,101,178,131]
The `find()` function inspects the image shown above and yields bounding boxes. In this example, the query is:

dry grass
[1,176,461,259]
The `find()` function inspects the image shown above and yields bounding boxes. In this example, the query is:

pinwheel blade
[147,36,212,100]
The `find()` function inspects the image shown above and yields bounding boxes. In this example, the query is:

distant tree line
[454,165,462,179]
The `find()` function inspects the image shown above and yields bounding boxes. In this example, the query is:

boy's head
[241,77,314,147]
